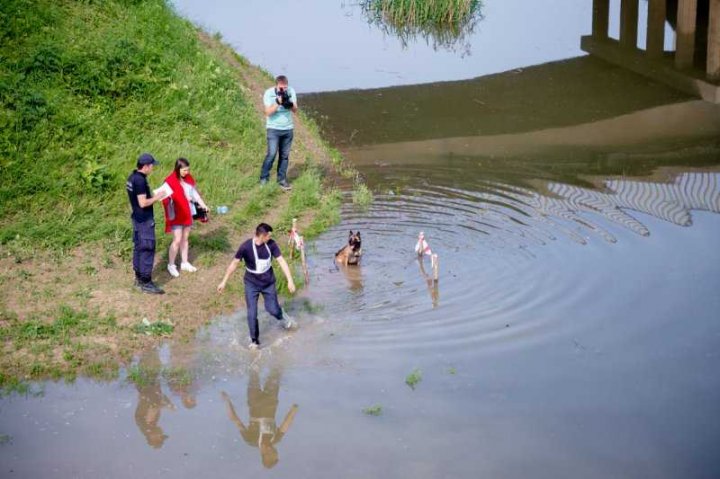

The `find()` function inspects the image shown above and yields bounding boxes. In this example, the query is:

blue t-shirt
[263,86,297,130]
[235,238,282,286]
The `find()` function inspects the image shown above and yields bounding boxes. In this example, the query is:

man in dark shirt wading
[126,153,165,294]
[217,223,297,349]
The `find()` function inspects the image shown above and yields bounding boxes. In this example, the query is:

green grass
[0,305,127,382]
[0,374,44,397]
[362,404,383,416]
[360,0,483,50]
[0,305,117,344]
[132,319,174,336]
[126,364,193,387]
[162,366,194,387]
[126,363,159,387]
[405,368,423,389]
[352,183,373,207]
[0,0,265,254]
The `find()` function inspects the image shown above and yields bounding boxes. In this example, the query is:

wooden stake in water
[289,218,309,284]
[432,254,439,281]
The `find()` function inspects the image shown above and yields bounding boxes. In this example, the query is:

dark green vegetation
[360,0,483,51]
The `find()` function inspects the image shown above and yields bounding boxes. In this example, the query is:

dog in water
[335,230,362,266]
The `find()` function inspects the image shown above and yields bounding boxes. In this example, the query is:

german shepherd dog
[335,230,362,266]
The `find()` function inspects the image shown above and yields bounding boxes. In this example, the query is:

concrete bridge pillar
[709,0,720,79]
[620,0,639,48]
[647,0,667,57]
[592,0,610,40]
[675,0,698,69]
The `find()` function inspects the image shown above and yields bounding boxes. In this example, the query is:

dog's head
[348,230,362,255]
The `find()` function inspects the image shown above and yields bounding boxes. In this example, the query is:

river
[1,0,719,477]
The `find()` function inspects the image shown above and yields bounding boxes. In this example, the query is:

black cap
[137,153,159,167]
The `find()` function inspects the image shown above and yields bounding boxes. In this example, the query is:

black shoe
[141,281,165,295]
[278,181,292,191]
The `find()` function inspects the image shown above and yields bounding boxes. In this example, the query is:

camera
[276,87,293,109]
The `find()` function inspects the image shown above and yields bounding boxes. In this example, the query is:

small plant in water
[126,364,159,387]
[363,404,383,416]
[162,367,193,387]
[405,368,422,389]
[352,183,373,207]
[447,367,457,375]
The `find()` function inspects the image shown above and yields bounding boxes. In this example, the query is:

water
[3,1,720,477]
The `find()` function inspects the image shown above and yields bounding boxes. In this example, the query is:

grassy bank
[0,0,264,252]
[0,0,347,386]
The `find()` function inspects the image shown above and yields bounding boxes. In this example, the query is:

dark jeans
[132,219,156,283]
[244,279,284,343]
[260,128,294,183]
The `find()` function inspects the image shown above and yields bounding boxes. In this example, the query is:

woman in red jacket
[161,158,209,278]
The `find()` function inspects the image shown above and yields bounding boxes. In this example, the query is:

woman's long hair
[174,157,190,179]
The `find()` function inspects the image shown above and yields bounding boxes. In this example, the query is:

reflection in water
[221,366,298,469]
[166,342,199,410]
[133,349,175,449]
[336,263,364,293]
[507,172,720,246]
[357,0,483,54]
[359,170,720,252]
[417,257,439,308]
[603,172,720,227]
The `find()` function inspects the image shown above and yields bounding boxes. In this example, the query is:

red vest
[162,173,197,233]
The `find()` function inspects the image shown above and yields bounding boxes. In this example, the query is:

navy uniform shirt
[126,170,154,223]
[235,238,282,287]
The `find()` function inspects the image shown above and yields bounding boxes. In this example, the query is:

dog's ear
[356,231,361,238]
[349,230,354,236]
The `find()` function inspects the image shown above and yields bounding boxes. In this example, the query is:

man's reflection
[133,349,175,449]
[221,367,298,469]
[167,343,198,410]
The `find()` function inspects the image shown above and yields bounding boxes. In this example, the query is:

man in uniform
[126,153,165,294]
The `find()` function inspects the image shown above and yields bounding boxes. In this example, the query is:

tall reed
[360,0,483,51]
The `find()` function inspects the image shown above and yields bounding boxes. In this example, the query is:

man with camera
[260,75,298,191]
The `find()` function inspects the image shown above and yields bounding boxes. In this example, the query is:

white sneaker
[167,264,180,278]
[181,262,197,273]
[281,312,297,330]
[248,341,260,351]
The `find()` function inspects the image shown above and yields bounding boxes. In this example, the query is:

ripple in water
[302,166,720,355]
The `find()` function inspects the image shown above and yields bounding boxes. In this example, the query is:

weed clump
[405,368,422,389]
[362,405,383,416]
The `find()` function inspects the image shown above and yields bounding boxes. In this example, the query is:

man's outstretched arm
[217,258,240,292]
